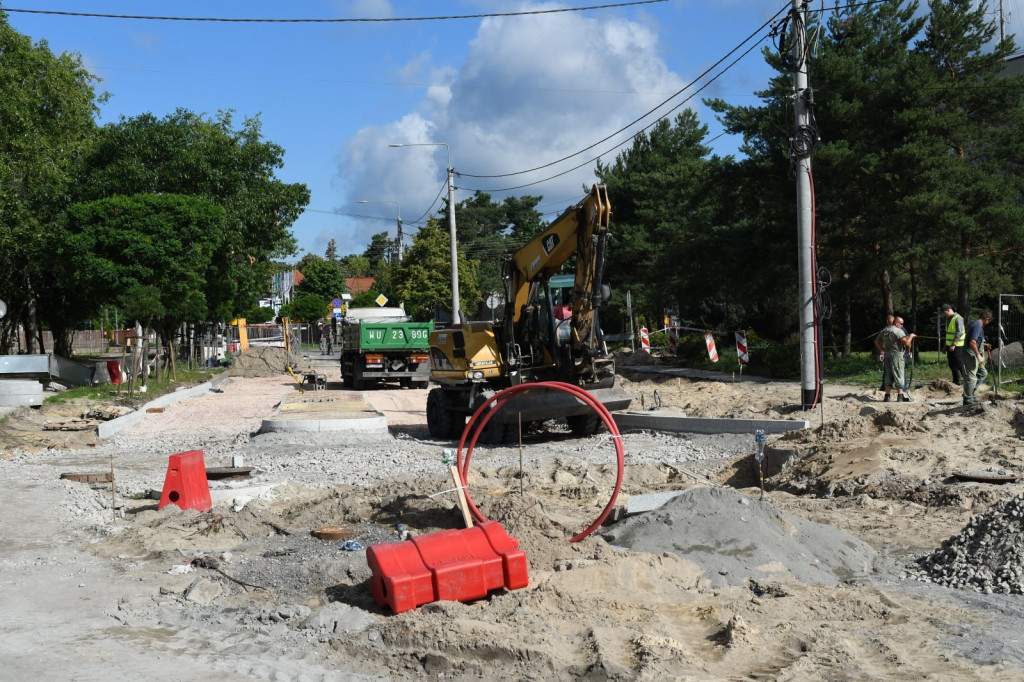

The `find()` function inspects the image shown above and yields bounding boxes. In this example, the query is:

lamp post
[357,199,403,263]
[388,142,460,324]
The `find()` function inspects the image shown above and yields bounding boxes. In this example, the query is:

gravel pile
[909,492,1024,594]
[603,486,877,587]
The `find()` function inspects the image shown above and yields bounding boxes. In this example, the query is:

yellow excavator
[426,184,631,441]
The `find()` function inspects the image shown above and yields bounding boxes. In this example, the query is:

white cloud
[335,1,687,253]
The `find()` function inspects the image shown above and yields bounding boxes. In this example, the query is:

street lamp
[388,142,461,325]
[357,199,403,263]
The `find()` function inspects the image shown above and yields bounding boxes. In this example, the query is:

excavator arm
[502,184,612,383]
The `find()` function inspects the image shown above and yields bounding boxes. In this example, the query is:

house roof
[346,277,375,294]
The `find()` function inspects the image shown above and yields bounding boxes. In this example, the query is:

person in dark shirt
[962,309,992,405]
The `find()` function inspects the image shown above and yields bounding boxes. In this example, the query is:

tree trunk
[957,230,971,315]
[879,267,894,317]
[24,277,38,354]
[842,291,852,357]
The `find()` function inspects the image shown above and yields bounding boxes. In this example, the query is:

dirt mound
[602,486,877,587]
[229,346,305,377]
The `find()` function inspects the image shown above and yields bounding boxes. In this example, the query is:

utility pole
[792,0,820,410]
[396,214,404,263]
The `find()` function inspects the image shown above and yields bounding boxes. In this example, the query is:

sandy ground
[2,349,1024,680]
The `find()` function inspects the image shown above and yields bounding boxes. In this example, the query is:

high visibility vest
[945,313,965,347]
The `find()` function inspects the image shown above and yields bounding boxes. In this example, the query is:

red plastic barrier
[158,450,212,512]
[367,521,528,614]
[105,360,122,385]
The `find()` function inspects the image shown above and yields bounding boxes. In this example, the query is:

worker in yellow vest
[941,303,965,385]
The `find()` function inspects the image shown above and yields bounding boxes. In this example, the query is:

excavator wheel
[566,413,602,437]
[471,393,513,444]
[427,388,463,440]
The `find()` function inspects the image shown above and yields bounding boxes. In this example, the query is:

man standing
[941,304,965,385]
[874,317,916,402]
[963,309,993,405]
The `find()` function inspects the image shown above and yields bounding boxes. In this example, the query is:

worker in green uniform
[874,317,916,402]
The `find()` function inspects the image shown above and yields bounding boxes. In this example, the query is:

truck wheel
[413,380,429,390]
[342,372,354,388]
[427,388,463,440]
[400,378,411,389]
[566,413,602,437]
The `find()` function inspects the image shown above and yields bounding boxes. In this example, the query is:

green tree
[76,109,309,321]
[295,254,347,303]
[0,12,104,353]
[392,220,480,321]
[339,254,370,279]
[324,238,339,263]
[60,193,225,353]
[454,192,544,297]
[901,0,1024,313]
[596,112,734,333]
[363,231,396,276]
[279,292,328,324]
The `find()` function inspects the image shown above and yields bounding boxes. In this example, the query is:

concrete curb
[98,381,217,439]
[613,411,809,435]
[257,415,389,434]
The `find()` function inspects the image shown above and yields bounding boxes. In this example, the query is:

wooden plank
[450,465,474,529]
[43,420,102,431]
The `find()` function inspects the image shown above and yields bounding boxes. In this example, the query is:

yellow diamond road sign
[375,294,388,307]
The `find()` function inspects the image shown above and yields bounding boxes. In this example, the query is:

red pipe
[455,381,625,543]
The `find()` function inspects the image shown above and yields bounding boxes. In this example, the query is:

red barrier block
[105,360,122,385]
[367,521,528,614]
[158,450,212,512]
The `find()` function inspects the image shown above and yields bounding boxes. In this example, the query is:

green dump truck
[339,308,433,389]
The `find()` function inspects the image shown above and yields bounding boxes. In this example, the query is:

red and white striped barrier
[668,326,678,355]
[735,331,748,366]
[704,332,718,362]
[640,327,650,354]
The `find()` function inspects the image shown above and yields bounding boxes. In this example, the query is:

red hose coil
[455,381,625,543]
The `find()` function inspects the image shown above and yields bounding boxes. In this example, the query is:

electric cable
[3,1,669,23]
[458,4,790,181]
[457,21,782,193]
[456,381,624,543]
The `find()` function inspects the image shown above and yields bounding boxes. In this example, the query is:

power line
[3,1,668,23]
[457,4,790,185]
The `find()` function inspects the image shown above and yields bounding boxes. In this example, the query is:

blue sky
[6,1,798,261]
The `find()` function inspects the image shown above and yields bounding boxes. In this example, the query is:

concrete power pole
[792,0,820,409]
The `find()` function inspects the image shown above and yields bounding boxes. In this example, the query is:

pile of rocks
[909,492,1024,594]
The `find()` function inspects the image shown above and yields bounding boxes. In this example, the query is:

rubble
[910,492,1024,594]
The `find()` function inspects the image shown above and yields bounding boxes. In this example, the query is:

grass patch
[44,368,225,406]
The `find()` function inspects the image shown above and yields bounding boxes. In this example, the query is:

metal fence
[996,294,1024,388]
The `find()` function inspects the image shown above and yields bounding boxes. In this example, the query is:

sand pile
[230,346,305,377]
[910,492,1024,594]
[602,486,877,587]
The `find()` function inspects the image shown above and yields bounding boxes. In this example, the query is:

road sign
[331,297,343,308]
[333,312,342,320]
[735,331,749,366]
[704,332,719,362]
[375,294,388,307]
[486,295,499,310]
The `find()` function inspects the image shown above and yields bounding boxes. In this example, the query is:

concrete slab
[258,390,388,434]
[0,380,43,407]
[613,410,809,435]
